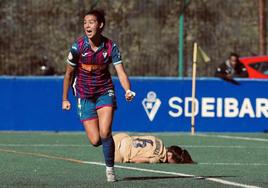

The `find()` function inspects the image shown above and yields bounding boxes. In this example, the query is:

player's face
[83,15,103,38]
[167,152,177,164]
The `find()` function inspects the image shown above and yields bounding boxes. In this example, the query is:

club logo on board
[142,91,161,121]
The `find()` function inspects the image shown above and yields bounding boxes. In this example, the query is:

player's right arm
[62,64,75,110]
[62,42,79,110]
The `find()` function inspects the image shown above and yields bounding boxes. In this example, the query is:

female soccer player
[113,133,195,164]
[62,10,135,182]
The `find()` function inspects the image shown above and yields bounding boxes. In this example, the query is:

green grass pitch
[0,132,267,188]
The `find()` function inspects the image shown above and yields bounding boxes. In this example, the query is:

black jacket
[215,60,248,78]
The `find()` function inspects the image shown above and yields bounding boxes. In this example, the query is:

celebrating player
[114,133,195,164]
[62,9,135,182]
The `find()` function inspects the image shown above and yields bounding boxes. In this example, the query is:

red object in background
[240,56,268,79]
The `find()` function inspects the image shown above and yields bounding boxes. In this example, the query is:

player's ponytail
[167,145,196,164]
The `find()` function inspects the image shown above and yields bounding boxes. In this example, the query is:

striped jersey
[66,35,122,98]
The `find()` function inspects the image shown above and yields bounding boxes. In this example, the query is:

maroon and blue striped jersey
[66,35,122,99]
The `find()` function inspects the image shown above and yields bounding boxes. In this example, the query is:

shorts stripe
[96,104,113,110]
[81,117,98,122]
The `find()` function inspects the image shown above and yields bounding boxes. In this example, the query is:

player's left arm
[115,64,135,100]
[112,43,135,101]
[129,156,160,163]
[129,157,150,163]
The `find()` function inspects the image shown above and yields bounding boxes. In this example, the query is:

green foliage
[0,0,260,76]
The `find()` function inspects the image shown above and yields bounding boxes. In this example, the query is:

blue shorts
[77,90,117,122]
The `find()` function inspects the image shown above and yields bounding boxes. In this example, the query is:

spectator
[215,53,248,84]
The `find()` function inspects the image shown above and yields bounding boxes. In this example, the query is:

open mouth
[86,30,92,35]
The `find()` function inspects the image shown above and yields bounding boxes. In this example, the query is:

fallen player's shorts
[77,90,117,122]
[114,133,132,163]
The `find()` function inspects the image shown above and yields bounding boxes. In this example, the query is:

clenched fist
[62,100,71,110]
[125,90,136,101]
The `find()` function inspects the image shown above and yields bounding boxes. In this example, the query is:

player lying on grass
[113,133,195,164]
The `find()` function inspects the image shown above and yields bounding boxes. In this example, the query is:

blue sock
[101,136,115,167]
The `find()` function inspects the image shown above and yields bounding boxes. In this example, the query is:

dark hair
[84,9,105,31]
[229,52,244,70]
[167,145,195,164]
[229,52,239,59]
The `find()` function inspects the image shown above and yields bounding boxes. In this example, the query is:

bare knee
[100,129,111,139]
[86,134,101,147]
[91,140,102,147]
[83,119,101,147]
[90,138,102,147]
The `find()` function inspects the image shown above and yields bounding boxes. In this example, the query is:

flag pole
[191,42,197,135]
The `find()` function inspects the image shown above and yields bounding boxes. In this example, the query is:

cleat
[106,168,117,182]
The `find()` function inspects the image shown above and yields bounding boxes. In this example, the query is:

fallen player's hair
[167,145,196,164]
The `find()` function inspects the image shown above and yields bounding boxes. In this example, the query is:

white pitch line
[196,134,268,142]
[0,148,262,188]
[199,163,268,166]
[181,145,268,149]
[83,161,261,188]
[1,144,268,149]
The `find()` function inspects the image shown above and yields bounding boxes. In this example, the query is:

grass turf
[0,132,267,188]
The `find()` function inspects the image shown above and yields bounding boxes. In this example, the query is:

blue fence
[0,76,267,132]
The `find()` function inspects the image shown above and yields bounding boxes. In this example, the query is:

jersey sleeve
[66,42,79,67]
[149,157,161,163]
[111,43,122,66]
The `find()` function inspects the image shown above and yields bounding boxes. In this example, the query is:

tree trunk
[259,0,266,55]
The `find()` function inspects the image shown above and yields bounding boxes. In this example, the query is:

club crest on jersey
[142,91,161,121]
[107,90,114,96]
[103,50,108,59]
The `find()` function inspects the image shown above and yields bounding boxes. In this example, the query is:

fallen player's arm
[129,157,150,163]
